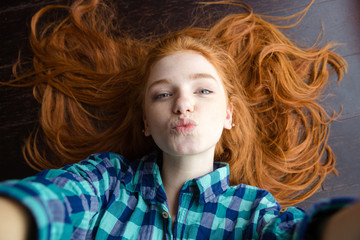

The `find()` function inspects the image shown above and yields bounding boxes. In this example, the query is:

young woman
[0,0,359,239]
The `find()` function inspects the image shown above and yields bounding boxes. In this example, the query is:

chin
[168,144,216,158]
[157,136,218,157]
[169,148,200,156]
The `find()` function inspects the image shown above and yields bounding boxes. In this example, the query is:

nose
[172,93,194,114]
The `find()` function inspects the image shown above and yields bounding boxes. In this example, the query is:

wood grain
[0,0,359,208]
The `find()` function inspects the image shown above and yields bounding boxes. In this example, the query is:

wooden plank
[0,0,65,12]
[0,0,70,65]
[298,184,360,209]
[323,54,360,117]
[0,0,359,209]
[275,0,360,57]
[323,116,360,189]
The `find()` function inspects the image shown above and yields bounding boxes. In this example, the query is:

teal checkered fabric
[0,152,354,239]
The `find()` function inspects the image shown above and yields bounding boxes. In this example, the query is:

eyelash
[154,93,172,100]
[197,89,213,94]
[153,89,213,100]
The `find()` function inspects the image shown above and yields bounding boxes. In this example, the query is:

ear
[143,117,151,136]
[223,103,233,130]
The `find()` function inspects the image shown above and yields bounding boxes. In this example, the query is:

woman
[0,0,358,239]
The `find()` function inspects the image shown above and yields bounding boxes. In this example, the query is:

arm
[247,187,357,240]
[0,152,126,240]
[0,197,37,240]
[322,201,360,240]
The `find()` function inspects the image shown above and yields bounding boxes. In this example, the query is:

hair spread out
[4,0,347,206]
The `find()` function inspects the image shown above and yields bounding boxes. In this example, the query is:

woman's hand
[322,201,360,240]
[0,197,29,240]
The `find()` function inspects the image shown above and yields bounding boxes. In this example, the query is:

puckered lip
[170,118,197,134]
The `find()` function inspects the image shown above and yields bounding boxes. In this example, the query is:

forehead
[147,52,222,83]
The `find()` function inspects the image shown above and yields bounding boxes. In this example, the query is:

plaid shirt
[0,152,354,239]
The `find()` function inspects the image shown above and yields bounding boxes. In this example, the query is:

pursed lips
[171,118,197,134]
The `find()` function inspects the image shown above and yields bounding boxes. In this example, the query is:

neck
[160,149,215,222]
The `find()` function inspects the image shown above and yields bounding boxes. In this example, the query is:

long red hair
[5,0,346,206]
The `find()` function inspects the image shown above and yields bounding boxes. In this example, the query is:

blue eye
[197,89,213,94]
[154,93,172,100]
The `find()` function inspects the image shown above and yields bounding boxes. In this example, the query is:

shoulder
[226,183,278,206]
[217,183,305,238]
[83,152,130,173]
[34,152,132,185]
[225,183,305,221]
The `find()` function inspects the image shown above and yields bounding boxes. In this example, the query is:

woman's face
[144,51,233,158]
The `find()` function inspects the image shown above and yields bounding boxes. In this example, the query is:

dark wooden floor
[0,0,359,209]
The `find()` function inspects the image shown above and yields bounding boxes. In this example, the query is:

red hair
[5,0,346,206]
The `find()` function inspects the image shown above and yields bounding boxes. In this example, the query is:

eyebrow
[189,73,217,81]
[148,73,218,91]
[147,79,171,91]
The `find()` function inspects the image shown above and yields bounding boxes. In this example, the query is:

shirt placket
[159,203,173,240]
[173,190,195,239]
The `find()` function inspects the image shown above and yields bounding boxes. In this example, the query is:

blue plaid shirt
[0,152,354,239]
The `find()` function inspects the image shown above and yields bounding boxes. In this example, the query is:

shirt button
[280,208,288,213]
[162,211,169,219]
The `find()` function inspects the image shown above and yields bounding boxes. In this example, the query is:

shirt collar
[193,162,230,204]
[123,152,230,204]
